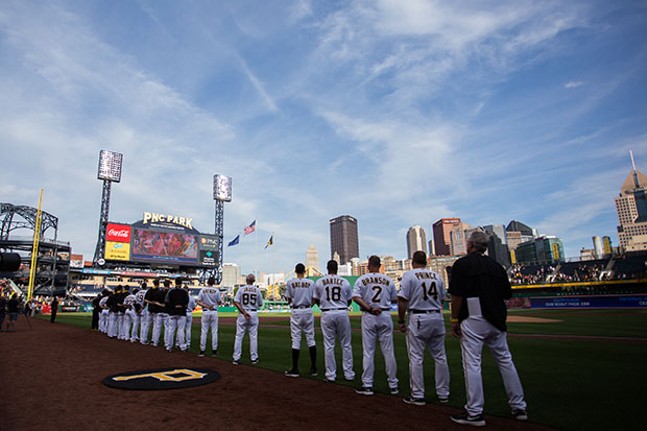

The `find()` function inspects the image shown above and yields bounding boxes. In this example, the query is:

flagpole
[255,219,258,279]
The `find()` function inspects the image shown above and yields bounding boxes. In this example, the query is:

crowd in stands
[508,255,647,285]
[509,264,556,285]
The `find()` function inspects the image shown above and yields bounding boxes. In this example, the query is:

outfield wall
[529,294,647,309]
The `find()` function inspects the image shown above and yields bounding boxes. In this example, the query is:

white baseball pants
[233,311,259,362]
[361,312,398,389]
[124,309,140,342]
[459,316,527,416]
[139,310,153,344]
[320,310,354,381]
[290,308,315,350]
[200,309,219,352]
[406,313,450,400]
[151,312,168,346]
[165,315,187,351]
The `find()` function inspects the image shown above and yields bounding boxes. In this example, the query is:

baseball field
[7,308,646,430]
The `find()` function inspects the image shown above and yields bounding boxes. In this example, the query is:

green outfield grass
[51,309,647,431]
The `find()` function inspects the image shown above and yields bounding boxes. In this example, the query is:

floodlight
[98,150,123,182]
[213,174,232,202]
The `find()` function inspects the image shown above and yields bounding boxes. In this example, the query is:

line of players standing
[95,277,199,353]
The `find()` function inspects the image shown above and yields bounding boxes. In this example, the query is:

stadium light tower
[93,150,123,266]
[213,174,232,284]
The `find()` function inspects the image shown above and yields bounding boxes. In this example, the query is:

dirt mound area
[0,317,554,430]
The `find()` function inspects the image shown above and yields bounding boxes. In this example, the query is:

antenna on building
[630,150,641,188]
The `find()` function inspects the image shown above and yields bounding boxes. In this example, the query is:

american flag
[244,220,256,235]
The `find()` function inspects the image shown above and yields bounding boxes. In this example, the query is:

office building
[615,153,647,252]
[221,263,241,287]
[305,243,321,276]
[515,236,564,264]
[432,218,461,256]
[330,215,359,265]
[406,225,428,259]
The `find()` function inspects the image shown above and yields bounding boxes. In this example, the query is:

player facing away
[313,260,355,382]
[397,250,450,406]
[352,255,399,396]
[232,274,263,365]
[164,277,189,352]
[183,287,196,350]
[196,276,222,357]
[449,231,527,427]
[151,279,170,347]
[284,263,317,377]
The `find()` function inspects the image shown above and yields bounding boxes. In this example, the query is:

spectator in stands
[0,292,6,331]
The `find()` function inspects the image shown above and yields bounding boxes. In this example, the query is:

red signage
[106,223,132,243]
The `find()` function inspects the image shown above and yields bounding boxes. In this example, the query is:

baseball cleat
[450,412,486,427]
[232,360,240,365]
[309,368,318,377]
[251,359,259,365]
[390,387,399,395]
[323,378,335,383]
[439,397,449,404]
[212,350,218,357]
[355,386,374,396]
[284,370,300,378]
[403,396,425,406]
[198,351,205,357]
[512,410,528,421]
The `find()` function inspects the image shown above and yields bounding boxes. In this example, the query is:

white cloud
[564,80,584,88]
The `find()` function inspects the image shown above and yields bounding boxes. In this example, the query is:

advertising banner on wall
[530,295,647,309]
[105,241,131,261]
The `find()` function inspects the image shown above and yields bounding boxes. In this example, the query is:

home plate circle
[103,367,221,390]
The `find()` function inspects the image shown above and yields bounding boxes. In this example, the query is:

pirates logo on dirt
[102,368,220,390]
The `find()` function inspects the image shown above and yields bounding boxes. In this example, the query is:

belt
[410,309,440,314]
[291,306,310,309]
[363,308,392,312]
[321,307,346,312]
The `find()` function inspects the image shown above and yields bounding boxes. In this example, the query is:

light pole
[212,174,232,284]
[93,150,123,267]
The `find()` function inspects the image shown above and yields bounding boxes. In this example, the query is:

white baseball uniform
[285,277,316,350]
[198,285,221,353]
[353,272,398,391]
[98,296,109,333]
[233,284,263,362]
[398,268,450,400]
[123,293,139,342]
[182,295,196,349]
[313,275,354,381]
[135,288,149,343]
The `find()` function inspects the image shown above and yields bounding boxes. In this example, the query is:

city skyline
[1,1,646,275]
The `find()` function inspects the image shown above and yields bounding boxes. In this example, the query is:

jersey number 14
[422,281,438,301]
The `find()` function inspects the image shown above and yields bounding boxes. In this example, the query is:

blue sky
[1,0,646,275]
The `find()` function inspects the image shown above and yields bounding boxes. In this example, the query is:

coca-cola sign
[106,223,132,243]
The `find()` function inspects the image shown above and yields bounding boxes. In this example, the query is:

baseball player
[98,290,110,334]
[106,285,121,338]
[449,231,527,426]
[183,286,196,350]
[123,287,140,343]
[397,250,450,406]
[232,274,263,365]
[196,276,222,357]
[284,263,317,377]
[140,280,158,345]
[135,282,148,342]
[313,260,355,382]
[352,255,398,395]
[116,286,130,340]
[165,277,189,352]
[148,279,169,347]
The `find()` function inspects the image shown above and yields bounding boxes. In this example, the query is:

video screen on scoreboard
[131,227,199,264]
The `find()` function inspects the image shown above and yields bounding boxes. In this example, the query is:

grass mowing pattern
[50,309,647,431]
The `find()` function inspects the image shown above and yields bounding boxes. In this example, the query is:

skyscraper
[330,215,359,265]
[432,218,461,256]
[406,225,427,259]
[305,243,320,276]
[616,152,647,252]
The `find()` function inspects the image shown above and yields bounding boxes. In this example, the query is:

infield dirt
[0,317,555,430]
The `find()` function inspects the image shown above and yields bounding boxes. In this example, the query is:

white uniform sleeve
[257,288,263,307]
[398,273,411,300]
[352,278,363,298]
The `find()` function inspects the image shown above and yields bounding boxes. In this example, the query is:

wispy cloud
[564,80,584,88]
